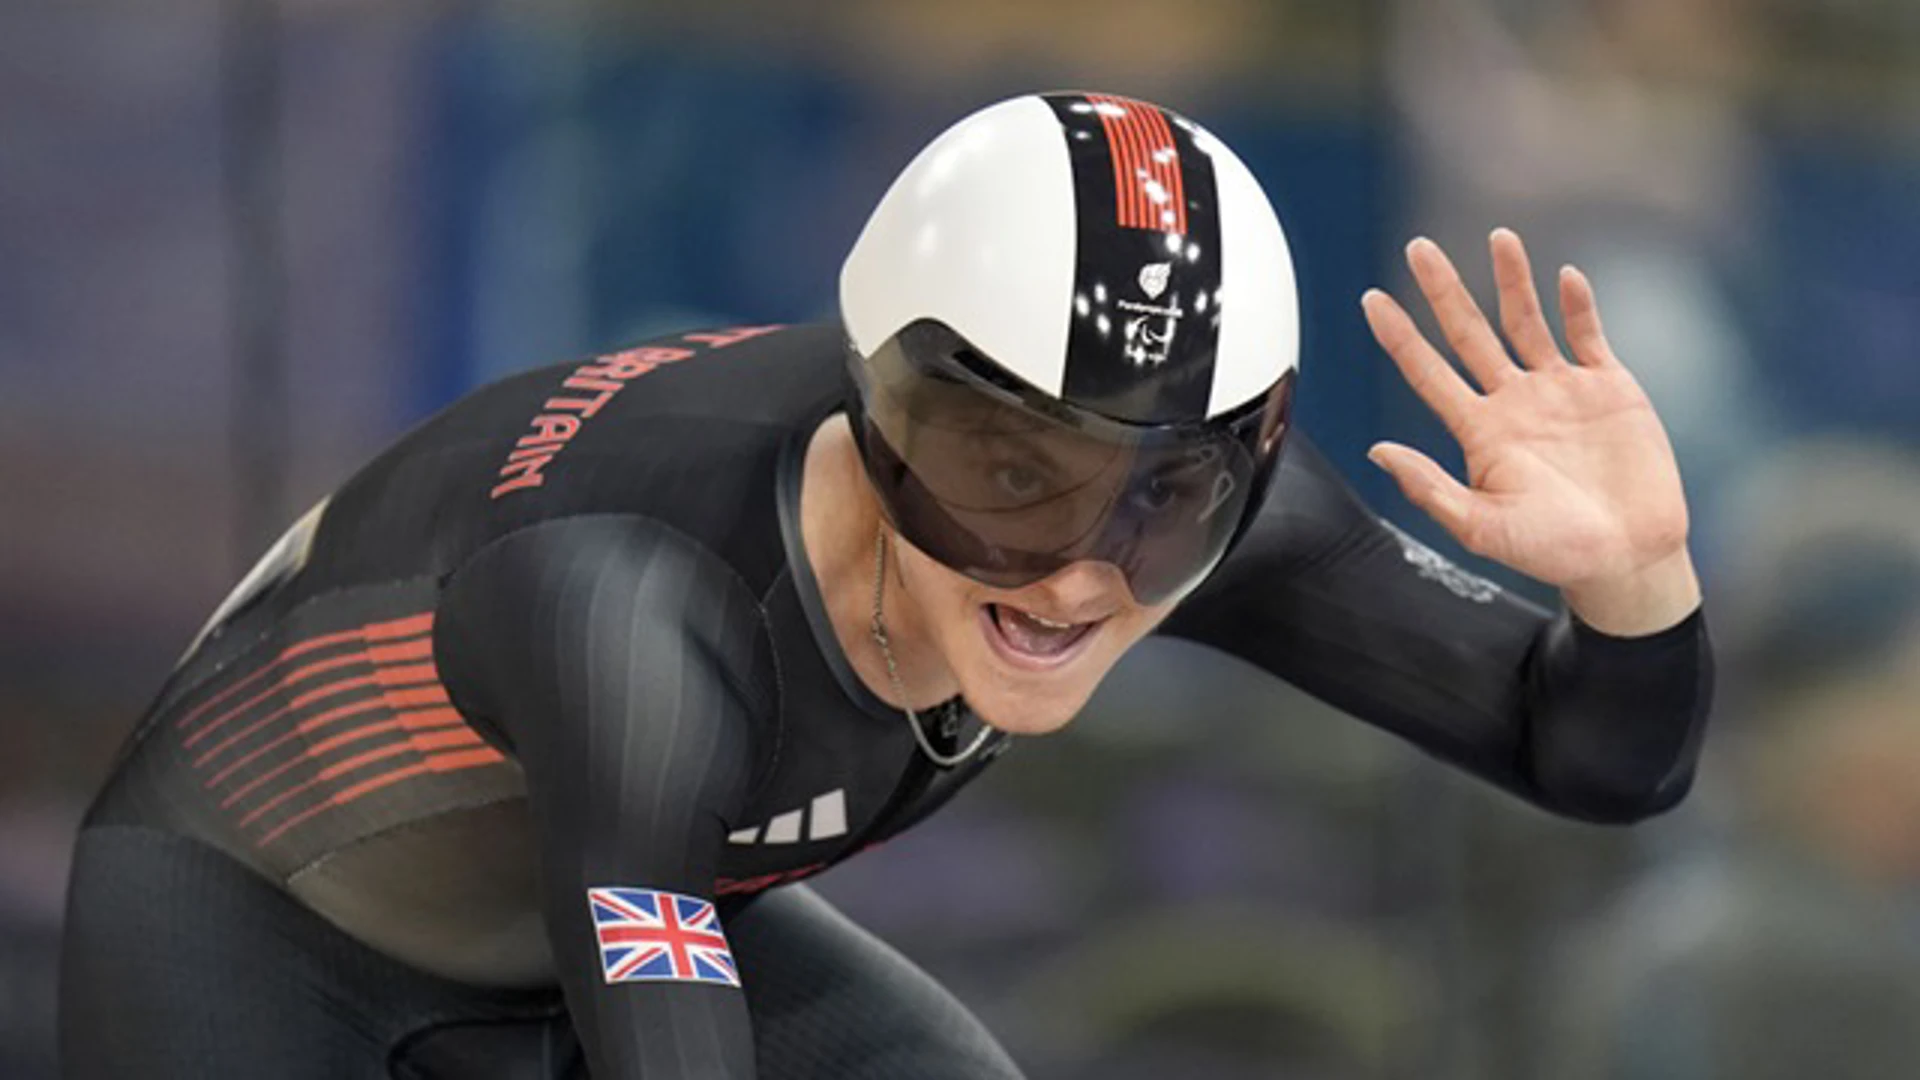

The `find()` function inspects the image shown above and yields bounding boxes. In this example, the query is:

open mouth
[981,603,1103,670]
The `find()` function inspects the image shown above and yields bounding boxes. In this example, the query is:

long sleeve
[1160,436,1712,824]
[434,515,778,1077]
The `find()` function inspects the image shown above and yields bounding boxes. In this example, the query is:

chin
[961,680,1092,736]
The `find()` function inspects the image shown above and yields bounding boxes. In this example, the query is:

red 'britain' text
[489,325,784,500]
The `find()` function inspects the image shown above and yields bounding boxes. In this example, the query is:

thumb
[1367,441,1480,541]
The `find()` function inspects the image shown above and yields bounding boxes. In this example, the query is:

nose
[1019,560,1134,617]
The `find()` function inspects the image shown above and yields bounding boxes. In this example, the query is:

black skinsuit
[59,322,1712,1078]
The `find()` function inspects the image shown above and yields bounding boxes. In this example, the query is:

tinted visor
[851,321,1291,605]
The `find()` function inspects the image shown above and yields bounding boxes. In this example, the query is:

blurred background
[5,0,1920,1076]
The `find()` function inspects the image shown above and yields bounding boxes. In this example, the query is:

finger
[1406,236,1520,391]
[1489,228,1566,370]
[1362,288,1479,436]
[1558,265,1621,369]
[1367,441,1482,543]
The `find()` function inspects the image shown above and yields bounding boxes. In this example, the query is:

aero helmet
[841,92,1300,605]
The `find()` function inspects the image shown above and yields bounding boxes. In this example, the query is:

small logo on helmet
[1124,315,1174,365]
[1118,262,1182,366]
[1138,262,1172,300]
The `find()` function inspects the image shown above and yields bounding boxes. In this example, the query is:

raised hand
[1361,229,1701,636]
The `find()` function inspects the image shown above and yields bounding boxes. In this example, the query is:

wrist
[1562,548,1702,637]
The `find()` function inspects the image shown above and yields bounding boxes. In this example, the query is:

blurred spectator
[1547,441,1920,1080]
[1388,0,1776,548]
[0,804,69,1080]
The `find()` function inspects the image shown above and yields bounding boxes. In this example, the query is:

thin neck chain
[870,528,996,768]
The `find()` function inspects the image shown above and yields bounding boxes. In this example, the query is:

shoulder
[465,323,844,581]
[433,513,779,735]
[1259,432,1372,536]
[296,323,844,595]
[439,512,773,655]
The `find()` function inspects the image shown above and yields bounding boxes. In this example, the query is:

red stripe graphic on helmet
[1087,94,1187,235]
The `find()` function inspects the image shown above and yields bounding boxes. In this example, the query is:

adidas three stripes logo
[727,789,847,845]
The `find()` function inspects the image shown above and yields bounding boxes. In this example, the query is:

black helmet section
[1043,92,1224,426]
[847,320,1292,606]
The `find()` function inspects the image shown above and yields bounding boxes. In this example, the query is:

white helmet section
[841,96,1078,397]
[841,93,1301,422]
[1186,121,1301,417]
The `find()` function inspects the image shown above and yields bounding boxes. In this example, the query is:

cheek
[916,562,980,619]
[1124,599,1181,643]
[1095,609,1166,678]
[894,548,987,644]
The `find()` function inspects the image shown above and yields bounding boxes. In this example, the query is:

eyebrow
[960,423,1053,467]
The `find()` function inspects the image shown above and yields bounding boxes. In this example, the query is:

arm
[435,515,777,1078]
[1160,436,1711,823]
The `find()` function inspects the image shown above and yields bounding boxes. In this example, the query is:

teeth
[1018,609,1075,630]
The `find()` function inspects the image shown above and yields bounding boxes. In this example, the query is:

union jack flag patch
[586,886,740,988]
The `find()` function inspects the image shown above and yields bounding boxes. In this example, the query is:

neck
[799,414,956,710]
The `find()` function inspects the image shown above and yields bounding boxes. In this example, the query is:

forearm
[1520,603,1713,823]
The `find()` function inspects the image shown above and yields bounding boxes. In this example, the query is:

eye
[991,463,1046,499]
[1129,475,1182,513]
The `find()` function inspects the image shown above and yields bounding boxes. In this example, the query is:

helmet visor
[851,321,1291,606]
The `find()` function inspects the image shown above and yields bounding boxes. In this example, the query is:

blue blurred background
[6,1,1920,1077]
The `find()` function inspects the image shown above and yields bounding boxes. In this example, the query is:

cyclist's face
[884,385,1246,604]
[888,528,1177,735]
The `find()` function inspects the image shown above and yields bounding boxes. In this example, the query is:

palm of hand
[1362,230,1690,591]
[1458,363,1686,586]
